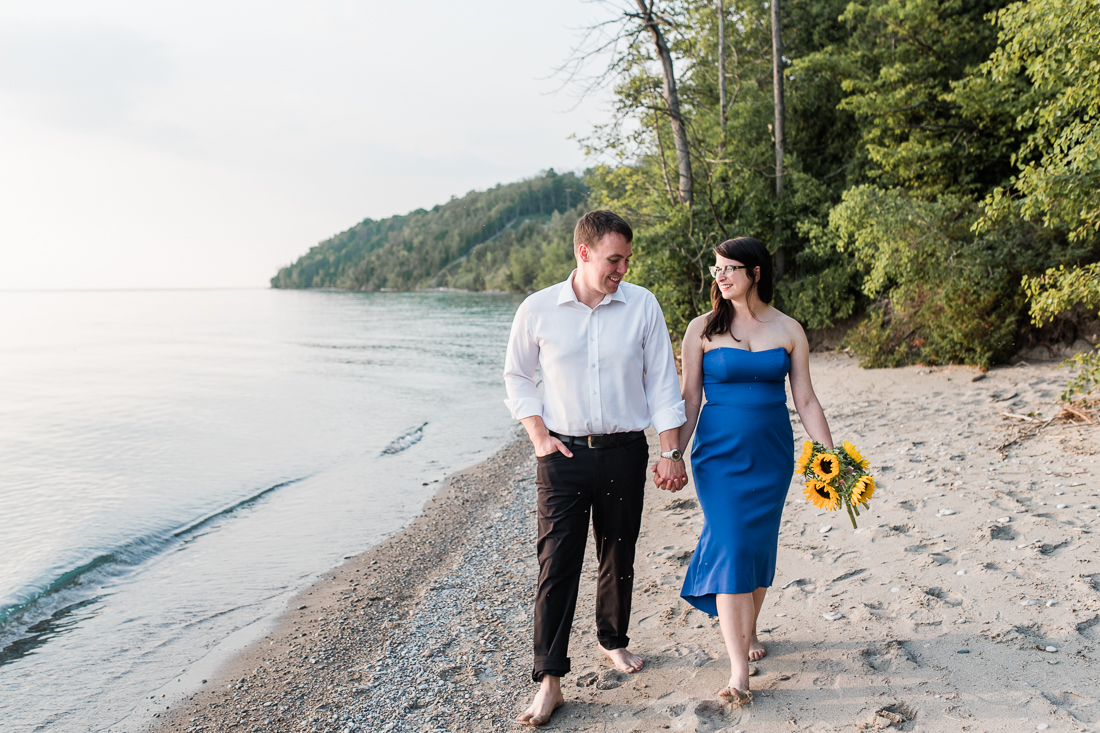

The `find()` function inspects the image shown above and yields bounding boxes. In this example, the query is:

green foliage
[828,186,1026,367]
[573,0,863,340]
[978,0,1100,395]
[435,206,585,292]
[1024,263,1100,324]
[820,0,1021,197]
[271,171,587,291]
[982,0,1100,242]
[1023,263,1100,397]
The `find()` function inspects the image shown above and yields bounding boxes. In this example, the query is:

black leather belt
[548,430,645,449]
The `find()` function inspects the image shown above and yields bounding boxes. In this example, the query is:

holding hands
[653,433,688,492]
[653,457,688,492]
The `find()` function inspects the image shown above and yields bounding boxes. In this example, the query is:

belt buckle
[587,435,595,449]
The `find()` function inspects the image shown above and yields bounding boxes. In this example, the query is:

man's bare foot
[601,646,644,673]
[717,686,753,708]
[516,677,564,727]
[748,637,766,662]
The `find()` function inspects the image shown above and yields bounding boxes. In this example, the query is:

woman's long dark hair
[702,237,774,342]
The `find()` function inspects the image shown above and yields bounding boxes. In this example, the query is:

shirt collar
[557,269,627,308]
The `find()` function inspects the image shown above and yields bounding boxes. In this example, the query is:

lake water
[0,288,524,732]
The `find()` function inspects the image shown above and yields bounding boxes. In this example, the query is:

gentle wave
[380,423,428,455]
[0,475,307,666]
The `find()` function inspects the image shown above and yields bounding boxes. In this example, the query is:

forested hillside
[274,0,1099,385]
[271,170,588,291]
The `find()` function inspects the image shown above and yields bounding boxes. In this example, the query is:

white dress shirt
[503,271,686,436]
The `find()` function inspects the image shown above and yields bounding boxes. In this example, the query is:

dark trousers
[532,434,648,681]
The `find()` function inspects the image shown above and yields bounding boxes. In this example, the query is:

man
[503,209,688,726]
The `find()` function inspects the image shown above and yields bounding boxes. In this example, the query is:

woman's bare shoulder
[681,312,711,349]
[686,312,711,333]
[769,307,807,343]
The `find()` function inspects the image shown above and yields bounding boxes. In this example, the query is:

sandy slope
[155,355,1098,733]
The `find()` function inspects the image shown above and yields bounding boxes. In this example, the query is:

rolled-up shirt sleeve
[641,294,687,434]
[503,300,544,421]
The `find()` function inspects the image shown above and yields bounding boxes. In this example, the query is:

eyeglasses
[709,265,747,278]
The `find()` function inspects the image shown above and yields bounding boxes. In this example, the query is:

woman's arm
[786,319,834,448]
[677,316,707,453]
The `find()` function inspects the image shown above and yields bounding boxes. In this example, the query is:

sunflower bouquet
[795,440,876,529]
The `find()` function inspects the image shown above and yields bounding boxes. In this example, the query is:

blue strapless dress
[680,348,794,616]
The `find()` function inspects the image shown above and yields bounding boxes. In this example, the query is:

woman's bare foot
[717,686,753,708]
[748,637,766,662]
[516,676,565,726]
[601,646,644,673]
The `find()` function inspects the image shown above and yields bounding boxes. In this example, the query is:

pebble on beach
[150,357,1099,733]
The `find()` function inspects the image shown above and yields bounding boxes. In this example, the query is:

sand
[154,354,1099,733]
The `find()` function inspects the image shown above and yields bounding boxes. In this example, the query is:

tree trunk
[718,0,726,137]
[653,103,678,206]
[771,0,786,280]
[637,0,693,206]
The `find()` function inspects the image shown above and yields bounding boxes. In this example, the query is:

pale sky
[0,1,610,289]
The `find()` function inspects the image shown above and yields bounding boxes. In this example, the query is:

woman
[677,237,833,705]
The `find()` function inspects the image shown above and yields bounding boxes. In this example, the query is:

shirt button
[591,363,596,368]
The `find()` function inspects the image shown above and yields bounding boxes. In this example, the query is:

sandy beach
[154,353,1098,733]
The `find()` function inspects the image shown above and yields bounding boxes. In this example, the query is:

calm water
[0,288,524,732]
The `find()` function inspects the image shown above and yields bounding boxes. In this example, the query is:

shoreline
[155,355,1098,733]
[153,430,542,733]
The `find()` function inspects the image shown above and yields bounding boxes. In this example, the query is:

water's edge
[134,428,528,732]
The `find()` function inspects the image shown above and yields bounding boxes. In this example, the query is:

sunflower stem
[845,501,858,529]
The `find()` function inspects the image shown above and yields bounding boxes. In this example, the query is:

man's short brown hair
[574,210,633,251]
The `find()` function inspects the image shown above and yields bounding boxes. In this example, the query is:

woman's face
[713,254,757,300]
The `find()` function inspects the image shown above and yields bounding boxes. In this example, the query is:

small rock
[997,517,1011,522]
[957,649,970,654]
[1045,646,1058,653]
[819,525,832,534]
[775,613,786,617]
[956,570,966,575]
[1037,725,1049,730]
[890,587,901,593]
[938,509,956,516]
[822,611,843,621]
[1046,600,1058,607]
[1057,504,1068,509]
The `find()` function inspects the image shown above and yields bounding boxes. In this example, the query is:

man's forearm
[658,428,681,452]
[520,415,551,445]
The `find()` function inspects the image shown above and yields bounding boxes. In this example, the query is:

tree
[771,0,786,278]
[984,0,1100,397]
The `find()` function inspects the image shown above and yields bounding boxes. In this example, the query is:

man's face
[578,232,632,296]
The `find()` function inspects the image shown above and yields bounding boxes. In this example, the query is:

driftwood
[995,398,1097,456]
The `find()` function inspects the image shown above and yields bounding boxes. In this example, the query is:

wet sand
[155,354,1099,733]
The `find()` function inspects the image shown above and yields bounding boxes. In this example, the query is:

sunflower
[851,475,876,505]
[842,440,870,470]
[804,480,839,511]
[794,440,814,473]
[811,452,841,481]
